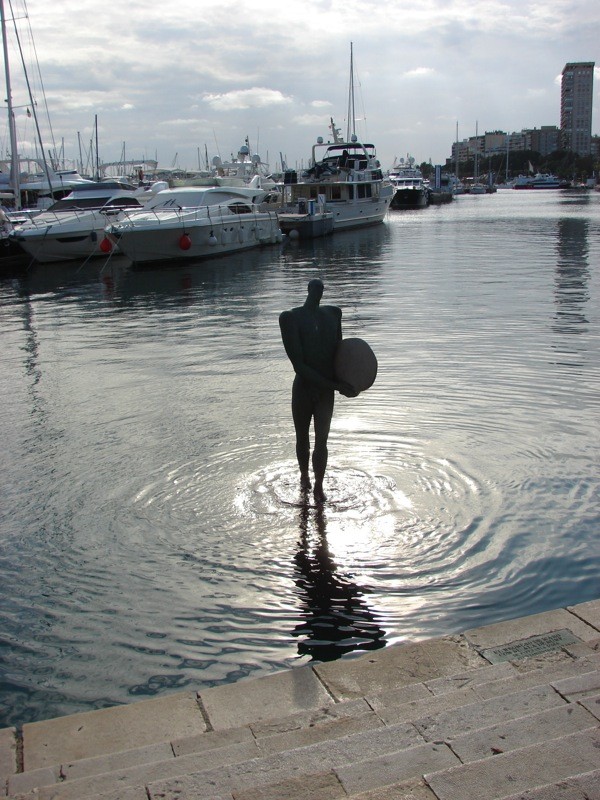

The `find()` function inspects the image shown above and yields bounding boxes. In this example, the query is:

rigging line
[6,0,54,194]
[9,0,58,156]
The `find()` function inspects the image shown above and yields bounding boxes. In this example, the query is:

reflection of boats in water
[292,503,386,660]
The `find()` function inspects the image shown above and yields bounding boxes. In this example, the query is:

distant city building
[560,62,595,155]
[523,126,561,157]
[446,62,597,166]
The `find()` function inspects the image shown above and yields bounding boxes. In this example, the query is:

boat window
[48,196,112,210]
[331,186,342,200]
[228,202,253,214]
[105,198,143,208]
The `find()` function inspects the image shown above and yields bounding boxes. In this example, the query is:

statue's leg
[292,378,313,489]
[312,390,334,501]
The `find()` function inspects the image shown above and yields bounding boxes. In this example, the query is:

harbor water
[1,188,599,727]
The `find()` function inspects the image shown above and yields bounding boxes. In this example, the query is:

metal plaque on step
[482,629,581,664]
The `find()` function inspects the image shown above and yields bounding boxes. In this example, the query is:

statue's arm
[279,311,338,391]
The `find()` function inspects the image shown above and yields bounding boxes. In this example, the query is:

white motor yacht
[282,120,393,231]
[9,181,167,263]
[106,181,282,265]
[388,161,430,209]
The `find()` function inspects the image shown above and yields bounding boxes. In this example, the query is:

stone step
[3,596,599,799]
[423,726,600,800]
[5,664,600,799]
[25,692,597,800]
[498,768,600,800]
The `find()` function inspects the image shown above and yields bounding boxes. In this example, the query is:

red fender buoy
[179,233,192,251]
[99,237,113,253]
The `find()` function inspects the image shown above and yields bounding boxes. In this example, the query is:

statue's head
[307,278,324,301]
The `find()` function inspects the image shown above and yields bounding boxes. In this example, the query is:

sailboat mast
[346,42,356,141]
[1,0,21,208]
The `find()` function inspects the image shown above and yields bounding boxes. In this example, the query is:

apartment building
[560,62,595,155]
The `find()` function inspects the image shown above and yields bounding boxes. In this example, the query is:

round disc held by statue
[334,338,378,393]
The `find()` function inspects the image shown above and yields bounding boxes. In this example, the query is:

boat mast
[1,0,21,208]
[346,42,356,141]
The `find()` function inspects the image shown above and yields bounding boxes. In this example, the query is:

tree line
[418,150,598,183]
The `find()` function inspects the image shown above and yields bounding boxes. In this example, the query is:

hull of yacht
[11,223,117,263]
[328,192,393,230]
[108,212,282,264]
[7,182,165,263]
[284,182,393,232]
[277,210,334,239]
[390,187,429,209]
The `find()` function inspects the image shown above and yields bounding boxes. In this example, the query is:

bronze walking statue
[279,279,357,502]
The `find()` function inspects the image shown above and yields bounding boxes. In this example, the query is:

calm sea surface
[1,189,599,727]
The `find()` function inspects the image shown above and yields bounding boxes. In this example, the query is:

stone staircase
[1,600,599,800]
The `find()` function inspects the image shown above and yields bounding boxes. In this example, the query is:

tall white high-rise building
[560,62,595,156]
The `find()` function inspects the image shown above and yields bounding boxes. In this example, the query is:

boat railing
[17,205,133,228]
[114,202,276,227]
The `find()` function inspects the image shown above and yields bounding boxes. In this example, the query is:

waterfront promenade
[1,598,599,799]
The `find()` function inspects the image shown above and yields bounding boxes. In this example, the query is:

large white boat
[283,120,393,231]
[9,181,167,263]
[388,160,429,209]
[512,173,569,190]
[106,182,282,265]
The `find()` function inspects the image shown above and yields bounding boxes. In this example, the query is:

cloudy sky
[2,0,599,175]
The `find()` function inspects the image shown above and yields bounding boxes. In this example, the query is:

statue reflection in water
[292,501,387,661]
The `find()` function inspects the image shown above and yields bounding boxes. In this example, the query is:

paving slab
[367,685,481,726]
[172,724,255,758]
[579,692,600,721]
[249,699,371,738]
[351,777,438,799]
[568,598,600,632]
[0,727,16,778]
[8,765,58,795]
[552,669,600,700]
[314,636,484,700]
[61,740,174,781]
[464,609,599,653]
[22,691,206,770]
[424,661,516,695]
[335,741,459,795]
[28,739,260,800]
[148,721,426,799]
[499,781,588,799]
[81,786,153,800]
[447,703,598,763]
[231,770,345,799]
[424,726,600,800]
[472,654,600,700]
[563,637,600,659]
[198,665,332,731]
[255,710,384,756]
[413,684,565,741]
[569,767,600,799]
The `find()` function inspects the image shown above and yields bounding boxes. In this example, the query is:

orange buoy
[179,233,192,251]
[99,237,113,253]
